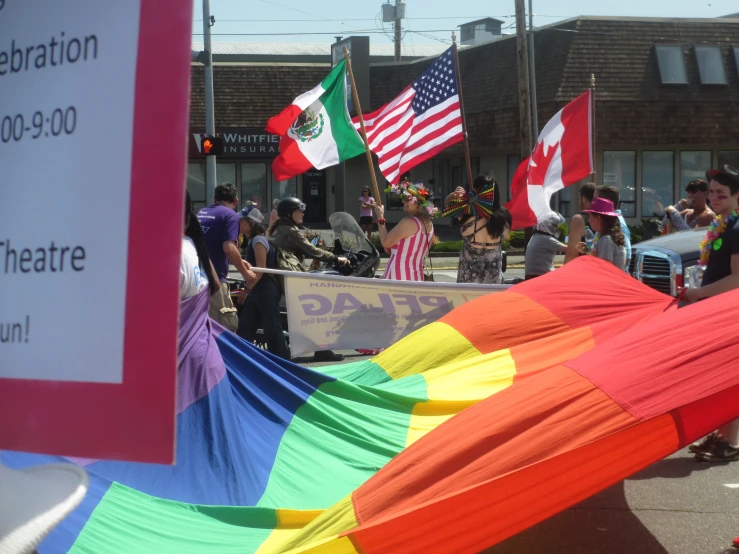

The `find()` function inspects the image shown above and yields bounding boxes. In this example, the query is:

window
[506,154,521,200]
[459,157,480,188]
[734,47,739,74]
[269,173,297,207]
[695,46,727,85]
[602,151,636,217]
[557,188,572,218]
[433,159,451,208]
[186,162,237,212]
[641,152,674,217]
[655,45,688,85]
[240,163,266,210]
[718,151,739,169]
[460,26,474,43]
[680,151,712,190]
[187,163,207,212]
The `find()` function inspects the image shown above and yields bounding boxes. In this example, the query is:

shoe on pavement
[312,350,345,362]
[695,439,739,462]
[688,433,719,455]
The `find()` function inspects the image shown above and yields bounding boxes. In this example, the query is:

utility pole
[394,0,402,62]
[202,0,217,202]
[528,0,538,137]
[515,0,534,249]
[515,0,533,158]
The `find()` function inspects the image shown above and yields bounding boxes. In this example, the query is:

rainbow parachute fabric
[3,257,739,553]
[441,180,496,219]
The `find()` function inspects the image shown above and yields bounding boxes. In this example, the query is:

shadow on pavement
[627,454,722,481]
[484,481,669,554]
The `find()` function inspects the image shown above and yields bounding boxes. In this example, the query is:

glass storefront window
[718,151,739,169]
[603,151,637,217]
[679,151,712,190]
[187,163,207,211]
[269,173,297,206]
[187,162,237,211]
[641,151,674,217]
[433,159,451,207]
[240,163,266,210]
[506,154,521,200]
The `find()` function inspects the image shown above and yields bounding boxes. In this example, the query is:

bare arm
[564,215,585,264]
[224,241,256,283]
[378,216,416,248]
[685,254,739,302]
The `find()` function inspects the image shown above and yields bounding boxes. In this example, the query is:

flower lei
[699,210,739,265]
[385,180,439,218]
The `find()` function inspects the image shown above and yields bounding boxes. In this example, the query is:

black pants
[236,277,290,359]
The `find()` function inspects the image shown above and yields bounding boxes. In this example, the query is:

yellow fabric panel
[263,495,358,554]
[257,509,325,554]
[373,322,479,380]
[406,349,517,447]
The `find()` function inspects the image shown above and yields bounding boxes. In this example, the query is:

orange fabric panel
[352,366,636,525]
[508,325,595,380]
[439,292,572,354]
[347,413,678,554]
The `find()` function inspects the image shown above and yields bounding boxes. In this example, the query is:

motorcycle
[228,212,380,350]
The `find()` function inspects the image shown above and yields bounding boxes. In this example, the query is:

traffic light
[201,135,223,156]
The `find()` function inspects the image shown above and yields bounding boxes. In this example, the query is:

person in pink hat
[576,197,627,270]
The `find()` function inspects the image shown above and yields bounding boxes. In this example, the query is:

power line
[192,15,570,23]
[192,28,513,37]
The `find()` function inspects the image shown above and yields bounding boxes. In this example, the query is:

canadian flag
[504,90,593,229]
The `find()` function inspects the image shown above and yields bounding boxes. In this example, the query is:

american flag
[354,47,464,184]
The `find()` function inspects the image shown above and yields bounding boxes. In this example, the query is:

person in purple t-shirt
[197,183,255,331]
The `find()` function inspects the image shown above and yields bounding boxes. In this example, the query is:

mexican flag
[266,60,365,180]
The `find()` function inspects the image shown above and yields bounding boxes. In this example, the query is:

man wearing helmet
[268,197,349,361]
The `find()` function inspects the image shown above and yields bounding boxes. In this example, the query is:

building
[189,15,739,225]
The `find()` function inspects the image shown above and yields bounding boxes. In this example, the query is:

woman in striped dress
[373,181,436,281]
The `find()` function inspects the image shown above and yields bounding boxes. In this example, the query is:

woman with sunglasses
[358,186,376,240]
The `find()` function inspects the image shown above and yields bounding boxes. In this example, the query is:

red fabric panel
[351,367,636,532]
[348,414,677,554]
[672,383,739,447]
[503,156,535,229]
[515,257,676,338]
[569,287,739,422]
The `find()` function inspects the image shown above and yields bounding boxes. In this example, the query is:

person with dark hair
[524,213,567,280]
[564,182,596,264]
[270,197,349,362]
[576,198,627,269]
[235,207,290,359]
[682,166,739,463]
[182,191,219,299]
[358,186,375,240]
[444,176,510,284]
[594,185,632,270]
[663,179,715,233]
[197,183,256,331]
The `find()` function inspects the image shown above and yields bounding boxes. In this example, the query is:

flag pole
[344,47,383,207]
[590,73,596,182]
[452,32,474,189]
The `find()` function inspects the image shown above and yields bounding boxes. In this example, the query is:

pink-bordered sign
[0,0,191,464]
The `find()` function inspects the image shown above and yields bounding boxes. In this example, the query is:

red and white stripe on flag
[505,90,593,229]
[353,47,464,184]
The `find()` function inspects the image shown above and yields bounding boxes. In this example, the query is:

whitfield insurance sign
[190,128,280,158]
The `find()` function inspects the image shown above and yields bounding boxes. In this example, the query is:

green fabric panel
[69,483,276,554]
[319,59,365,161]
[256,375,428,509]
[315,359,392,386]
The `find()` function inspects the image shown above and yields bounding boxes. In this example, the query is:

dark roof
[458,17,505,27]
[191,16,739,149]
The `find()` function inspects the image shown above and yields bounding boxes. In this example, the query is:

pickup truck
[628,228,704,297]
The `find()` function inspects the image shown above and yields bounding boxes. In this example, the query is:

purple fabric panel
[177,289,227,413]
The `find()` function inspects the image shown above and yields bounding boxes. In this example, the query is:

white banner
[269,270,509,356]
